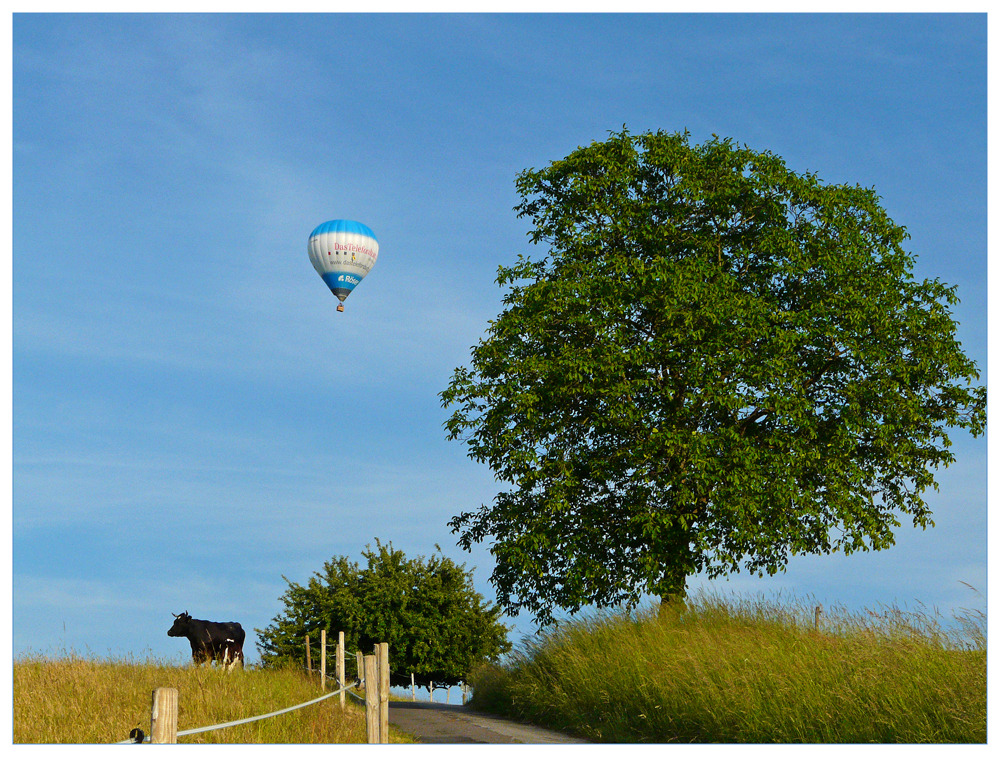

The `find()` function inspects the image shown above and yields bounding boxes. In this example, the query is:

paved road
[388,701,590,744]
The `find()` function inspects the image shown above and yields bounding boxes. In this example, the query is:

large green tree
[440,128,986,626]
[256,541,510,687]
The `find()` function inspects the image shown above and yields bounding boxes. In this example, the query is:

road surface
[388,701,590,744]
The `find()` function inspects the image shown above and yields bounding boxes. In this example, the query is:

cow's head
[167,611,192,637]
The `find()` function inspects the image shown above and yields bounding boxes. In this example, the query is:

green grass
[467,592,986,743]
[13,654,416,744]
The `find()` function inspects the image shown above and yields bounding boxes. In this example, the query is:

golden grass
[468,592,986,743]
[13,655,417,744]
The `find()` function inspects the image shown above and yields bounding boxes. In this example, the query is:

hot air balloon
[308,219,379,312]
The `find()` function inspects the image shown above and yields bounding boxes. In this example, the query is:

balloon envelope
[308,220,379,305]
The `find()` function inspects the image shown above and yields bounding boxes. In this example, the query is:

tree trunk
[657,582,687,621]
[656,520,693,620]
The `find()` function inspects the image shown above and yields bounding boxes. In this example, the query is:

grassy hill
[13,656,415,744]
[15,593,986,744]
[467,592,986,743]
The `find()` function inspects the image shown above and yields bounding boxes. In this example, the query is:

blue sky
[11,13,988,665]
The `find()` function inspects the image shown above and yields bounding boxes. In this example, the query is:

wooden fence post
[377,643,389,744]
[337,631,346,710]
[364,654,379,744]
[320,629,327,691]
[814,605,823,631]
[150,687,178,744]
[356,651,364,686]
[411,672,416,702]
[305,634,312,676]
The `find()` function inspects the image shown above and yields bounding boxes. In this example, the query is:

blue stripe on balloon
[309,219,377,240]
[321,271,363,293]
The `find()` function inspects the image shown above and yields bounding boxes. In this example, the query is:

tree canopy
[255,541,511,687]
[440,128,986,626]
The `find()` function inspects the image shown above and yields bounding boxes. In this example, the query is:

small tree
[255,541,511,688]
[441,128,986,626]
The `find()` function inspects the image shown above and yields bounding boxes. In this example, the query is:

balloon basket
[336,304,345,313]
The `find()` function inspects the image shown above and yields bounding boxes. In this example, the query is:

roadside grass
[468,592,986,743]
[13,654,417,744]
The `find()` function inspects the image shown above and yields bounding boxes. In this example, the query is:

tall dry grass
[13,655,413,744]
[469,592,986,743]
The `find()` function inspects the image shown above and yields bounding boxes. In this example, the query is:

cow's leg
[190,641,202,668]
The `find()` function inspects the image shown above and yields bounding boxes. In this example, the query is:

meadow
[468,592,986,743]
[14,593,986,744]
[12,656,415,744]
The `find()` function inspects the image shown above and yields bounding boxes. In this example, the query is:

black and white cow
[167,611,245,670]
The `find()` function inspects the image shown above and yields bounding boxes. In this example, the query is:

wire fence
[115,679,362,744]
[116,635,399,744]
